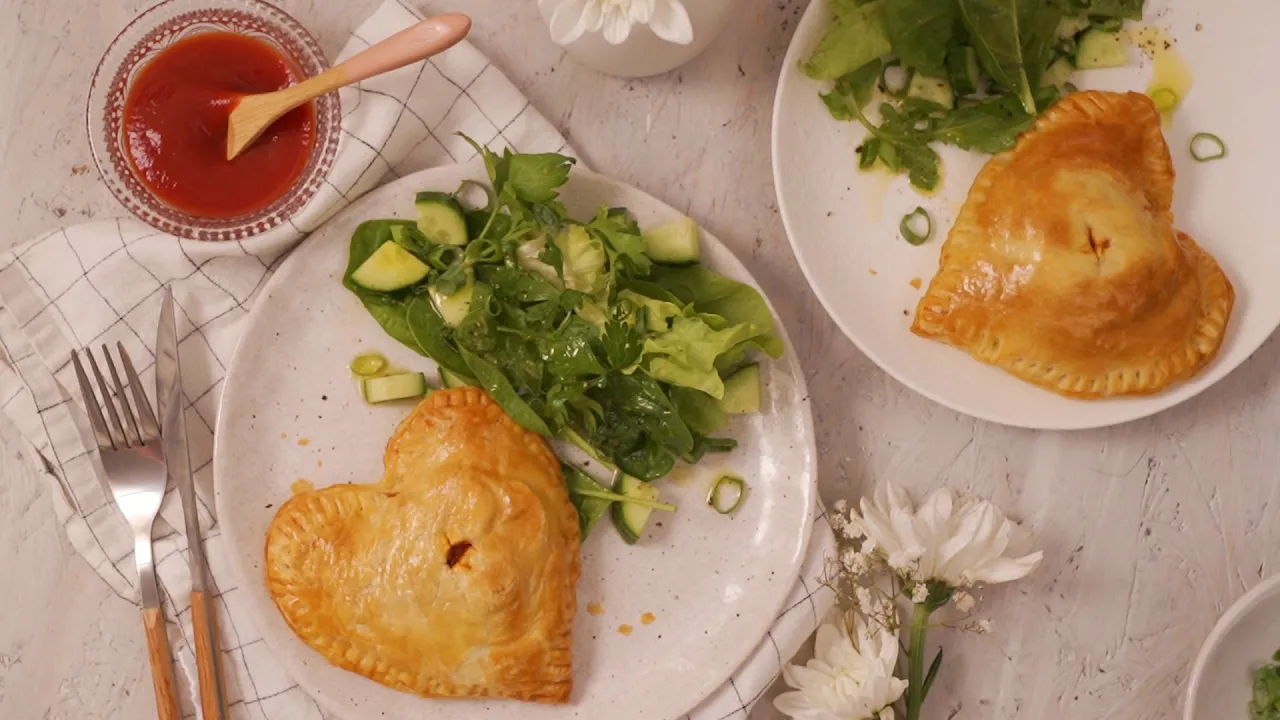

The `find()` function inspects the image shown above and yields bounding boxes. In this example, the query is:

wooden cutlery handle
[336,13,472,87]
[191,591,229,720]
[143,607,181,720]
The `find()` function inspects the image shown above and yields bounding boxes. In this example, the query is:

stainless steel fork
[72,344,180,720]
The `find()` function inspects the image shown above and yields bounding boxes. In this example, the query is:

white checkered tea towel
[0,1,836,718]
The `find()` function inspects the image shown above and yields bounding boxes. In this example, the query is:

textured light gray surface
[0,1,1271,719]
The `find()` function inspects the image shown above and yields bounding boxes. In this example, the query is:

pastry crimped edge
[264,386,581,703]
[911,91,1235,398]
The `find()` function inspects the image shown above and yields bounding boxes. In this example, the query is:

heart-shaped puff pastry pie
[912,90,1234,398]
[265,387,581,703]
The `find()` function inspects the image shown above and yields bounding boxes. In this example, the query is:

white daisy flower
[540,0,695,46]
[853,484,1043,588]
[774,616,908,720]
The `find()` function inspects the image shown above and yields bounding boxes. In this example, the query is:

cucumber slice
[720,364,761,414]
[361,372,428,404]
[611,475,661,545]
[350,241,431,292]
[439,368,476,388]
[946,47,980,96]
[906,74,954,110]
[1041,58,1075,89]
[643,217,701,265]
[1076,29,1130,70]
[415,191,468,246]
[429,274,475,327]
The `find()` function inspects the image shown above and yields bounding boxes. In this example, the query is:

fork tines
[71,344,160,452]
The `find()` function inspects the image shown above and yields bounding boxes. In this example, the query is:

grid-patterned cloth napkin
[0,2,835,718]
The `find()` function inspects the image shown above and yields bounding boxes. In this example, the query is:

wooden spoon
[226,13,472,160]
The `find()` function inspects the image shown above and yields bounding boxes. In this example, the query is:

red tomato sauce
[122,32,316,218]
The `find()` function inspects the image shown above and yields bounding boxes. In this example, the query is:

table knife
[156,288,229,720]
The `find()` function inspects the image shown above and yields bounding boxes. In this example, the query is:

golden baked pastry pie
[265,387,581,703]
[911,90,1234,398]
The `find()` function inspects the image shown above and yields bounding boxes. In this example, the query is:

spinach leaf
[883,0,959,77]
[801,0,893,81]
[618,438,677,482]
[404,294,471,378]
[957,0,1037,114]
[459,346,551,435]
[611,374,695,457]
[1020,0,1062,92]
[562,463,611,539]
[820,60,883,121]
[669,386,727,436]
[543,317,608,379]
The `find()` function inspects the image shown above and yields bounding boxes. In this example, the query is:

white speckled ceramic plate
[1184,574,1280,719]
[214,162,816,720]
[773,0,1280,430]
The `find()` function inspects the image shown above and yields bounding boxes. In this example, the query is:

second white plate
[773,0,1280,429]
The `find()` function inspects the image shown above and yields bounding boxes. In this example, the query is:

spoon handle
[299,14,472,98]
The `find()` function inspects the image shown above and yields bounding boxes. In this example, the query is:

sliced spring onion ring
[1190,132,1227,162]
[350,353,387,377]
[1149,87,1179,113]
[455,179,495,213]
[707,474,747,515]
[900,207,933,246]
[880,61,913,99]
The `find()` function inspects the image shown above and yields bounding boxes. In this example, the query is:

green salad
[1253,650,1280,720]
[804,0,1145,192]
[341,138,781,544]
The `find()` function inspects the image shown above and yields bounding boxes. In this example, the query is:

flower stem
[905,603,931,720]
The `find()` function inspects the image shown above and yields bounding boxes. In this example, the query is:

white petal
[601,7,633,44]
[649,0,694,44]
[970,550,1044,584]
[629,0,654,24]
[547,0,597,45]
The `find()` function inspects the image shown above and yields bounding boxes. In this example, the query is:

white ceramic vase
[537,0,737,78]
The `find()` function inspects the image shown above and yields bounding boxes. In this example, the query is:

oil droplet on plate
[1130,25,1192,123]
[617,624,633,636]
[587,602,604,616]
[909,277,922,289]
[291,479,314,494]
[640,612,656,625]
[297,437,310,446]
[868,268,878,276]
[280,432,287,439]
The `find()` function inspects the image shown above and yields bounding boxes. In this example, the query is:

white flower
[540,0,694,46]
[953,590,975,613]
[854,484,1043,588]
[774,616,908,720]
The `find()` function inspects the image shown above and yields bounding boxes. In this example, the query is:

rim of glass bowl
[87,0,341,242]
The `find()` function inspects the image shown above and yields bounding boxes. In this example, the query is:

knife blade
[156,287,229,720]
[156,287,206,591]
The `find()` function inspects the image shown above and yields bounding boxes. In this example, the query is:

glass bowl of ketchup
[87,0,341,241]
